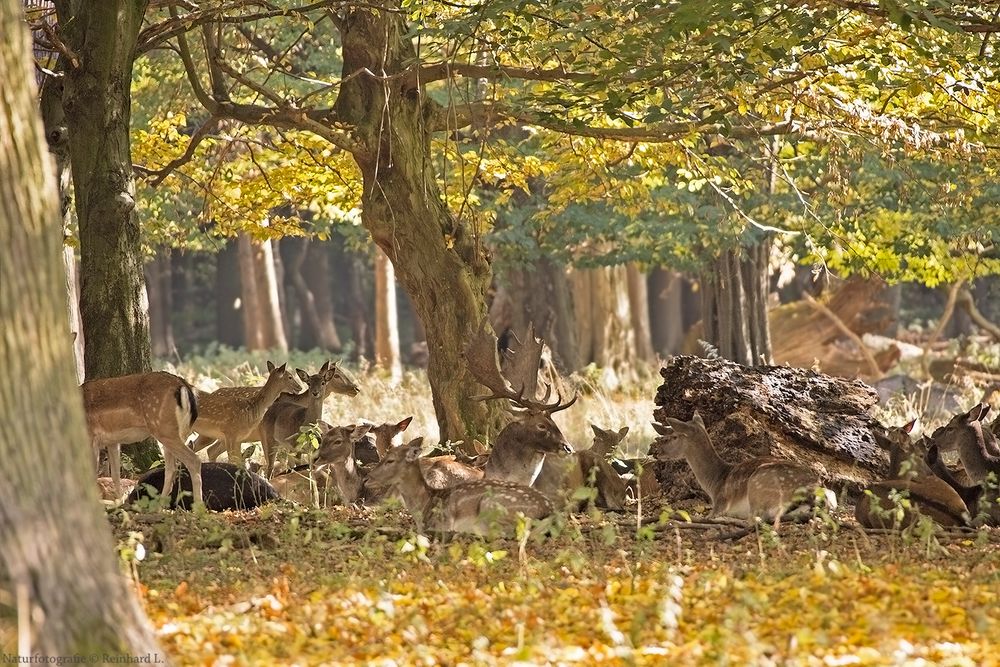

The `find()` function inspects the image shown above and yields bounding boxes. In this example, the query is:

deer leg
[164,437,204,508]
[190,433,220,456]
[225,436,244,467]
[205,439,227,462]
[108,443,122,501]
[161,449,178,504]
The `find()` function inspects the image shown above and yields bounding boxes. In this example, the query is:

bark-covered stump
[653,356,890,504]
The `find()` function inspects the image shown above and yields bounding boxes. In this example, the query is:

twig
[956,288,1000,341]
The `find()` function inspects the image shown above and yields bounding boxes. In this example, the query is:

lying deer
[354,416,413,466]
[533,424,629,511]
[82,371,202,506]
[855,421,970,529]
[269,423,373,506]
[127,461,279,511]
[463,319,575,486]
[189,361,301,466]
[199,361,360,468]
[923,443,1000,526]
[931,403,1000,484]
[366,438,553,536]
[650,411,833,523]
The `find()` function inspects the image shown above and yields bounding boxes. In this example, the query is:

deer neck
[485,429,546,486]
[331,456,362,504]
[254,377,290,419]
[393,461,437,522]
[681,430,732,503]
[957,421,1000,484]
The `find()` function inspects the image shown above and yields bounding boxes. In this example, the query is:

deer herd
[80,323,1000,537]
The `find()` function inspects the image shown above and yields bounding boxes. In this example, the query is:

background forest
[5,1,1000,664]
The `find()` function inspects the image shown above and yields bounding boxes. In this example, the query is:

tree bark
[700,240,773,364]
[252,238,288,351]
[626,263,655,363]
[53,0,159,470]
[335,7,505,443]
[215,239,244,347]
[286,237,342,351]
[0,4,162,655]
[375,247,402,382]
[648,268,686,356]
[145,248,175,358]
[237,233,265,349]
[571,265,637,388]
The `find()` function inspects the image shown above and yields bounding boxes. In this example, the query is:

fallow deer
[931,403,1000,484]
[855,421,970,530]
[127,462,279,511]
[650,411,833,523]
[189,361,301,466]
[366,438,553,536]
[463,319,575,486]
[354,416,413,466]
[82,371,202,506]
[199,360,360,466]
[533,424,629,511]
[269,423,372,506]
[259,367,330,477]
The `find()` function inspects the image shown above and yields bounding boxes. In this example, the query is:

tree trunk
[374,247,402,382]
[571,265,637,388]
[215,239,243,347]
[286,237,342,351]
[305,240,343,351]
[335,7,505,443]
[344,254,371,360]
[626,264,655,363]
[237,233,265,350]
[252,238,288,351]
[648,268,686,356]
[0,4,162,655]
[53,0,159,470]
[145,248,175,358]
[700,240,773,365]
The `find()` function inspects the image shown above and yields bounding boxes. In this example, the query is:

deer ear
[651,421,672,436]
[590,424,602,437]
[405,438,424,461]
[617,426,629,438]
[398,416,413,431]
[925,443,940,465]
[351,423,373,439]
[903,419,916,434]
[296,368,310,382]
[691,411,705,427]
[267,360,276,372]
[319,360,331,373]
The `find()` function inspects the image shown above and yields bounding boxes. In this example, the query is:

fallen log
[652,355,890,504]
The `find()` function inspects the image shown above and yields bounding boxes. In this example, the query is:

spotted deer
[199,361,360,468]
[463,319,575,486]
[855,421,970,529]
[650,411,834,523]
[189,361,301,466]
[354,416,413,466]
[269,422,373,506]
[366,438,553,535]
[82,371,202,506]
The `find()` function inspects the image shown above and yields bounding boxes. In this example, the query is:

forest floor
[111,499,1000,666]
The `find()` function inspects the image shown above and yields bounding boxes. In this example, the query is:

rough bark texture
[304,241,342,351]
[571,265,637,388]
[335,7,504,444]
[653,356,889,503]
[700,241,773,364]
[375,247,402,382]
[53,0,159,470]
[626,264,655,363]
[145,248,175,358]
[0,3,163,656]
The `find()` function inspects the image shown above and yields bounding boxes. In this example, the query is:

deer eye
[536,423,546,430]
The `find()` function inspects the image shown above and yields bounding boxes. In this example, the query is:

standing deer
[650,411,833,523]
[258,366,337,477]
[82,371,202,506]
[198,360,360,466]
[855,422,970,530]
[463,319,575,486]
[366,438,553,536]
[189,361,301,466]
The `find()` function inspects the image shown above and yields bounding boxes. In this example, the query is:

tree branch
[137,115,221,187]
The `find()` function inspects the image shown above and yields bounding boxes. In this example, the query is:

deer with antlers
[463,319,576,487]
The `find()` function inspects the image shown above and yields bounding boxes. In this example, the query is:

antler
[463,318,578,414]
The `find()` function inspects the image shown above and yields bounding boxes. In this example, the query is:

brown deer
[463,319,575,486]
[931,403,1000,484]
[354,416,413,466]
[189,361,301,466]
[270,422,373,506]
[82,371,202,506]
[855,421,970,529]
[533,424,629,511]
[199,360,360,466]
[258,367,332,477]
[650,411,833,523]
[366,438,553,535]
[923,442,999,526]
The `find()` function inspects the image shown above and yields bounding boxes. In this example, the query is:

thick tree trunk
[571,265,637,388]
[375,247,402,382]
[336,8,504,443]
[53,0,158,470]
[286,237,342,351]
[700,241,773,365]
[626,264,655,363]
[215,240,244,347]
[145,248,175,358]
[0,5,162,656]
[305,241,343,351]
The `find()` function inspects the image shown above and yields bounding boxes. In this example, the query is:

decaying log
[653,356,890,503]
